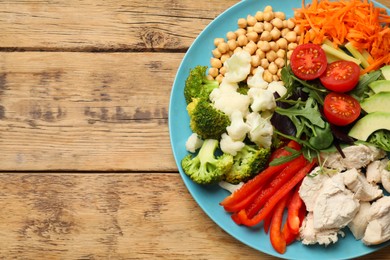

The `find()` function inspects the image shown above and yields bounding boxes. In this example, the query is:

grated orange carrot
[294,0,390,73]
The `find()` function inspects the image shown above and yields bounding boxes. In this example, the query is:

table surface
[1,0,389,259]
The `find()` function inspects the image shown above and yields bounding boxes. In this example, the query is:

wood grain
[0,173,389,259]
[0,0,238,51]
[0,52,181,171]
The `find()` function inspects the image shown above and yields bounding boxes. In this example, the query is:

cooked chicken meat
[365,158,390,193]
[300,212,344,246]
[299,167,331,212]
[313,173,359,230]
[362,196,390,245]
[343,168,383,202]
[348,201,371,240]
[321,144,386,170]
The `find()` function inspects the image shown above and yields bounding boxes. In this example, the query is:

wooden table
[0,1,389,259]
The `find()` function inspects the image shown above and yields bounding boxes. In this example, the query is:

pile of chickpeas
[208,5,301,83]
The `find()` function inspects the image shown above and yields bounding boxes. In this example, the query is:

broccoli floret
[184,65,219,104]
[187,98,230,140]
[224,144,271,184]
[181,139,234,185]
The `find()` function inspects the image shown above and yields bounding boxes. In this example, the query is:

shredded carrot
[294,0,390,73]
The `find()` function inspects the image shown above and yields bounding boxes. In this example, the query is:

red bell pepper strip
[287,182,305,234]
[263,206,275,234]
[270,193,290,254]
[283,201,307,245]
[220,141,301,209]
[245,155,307,218]
[223,186,262,213]
[236,159,317,227]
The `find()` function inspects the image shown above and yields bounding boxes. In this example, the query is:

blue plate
[168,0,390,259]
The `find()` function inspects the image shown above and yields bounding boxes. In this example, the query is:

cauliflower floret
[267,81,287,97]
[220,133,245,156]
[209,79,250,118]
[224,51,251,83]
[246,112,273,148]
[247,67,268,89]
[247,87,276,113]
[185,133,204,153]
[226,110,251,141]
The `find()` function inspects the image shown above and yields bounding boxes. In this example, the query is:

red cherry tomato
[320,61,361,92]
[323,92,361,126]
[290,43,328,80]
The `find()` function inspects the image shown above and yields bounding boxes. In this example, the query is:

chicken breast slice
[300,212,344,246]
[299,167,331,212]
[366,160,385,184]
[348,201,371,240]
[321,144,386,171]
[343,168,383,202]
[362,196,390,245]
[313,173,359,230]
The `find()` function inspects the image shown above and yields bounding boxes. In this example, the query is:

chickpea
[212,48,222,59]
[285,31,297,42]
[215,74,224,83]
[234,47,243,54]
[288,42,298,51]
[251,55,261,67]
[287,19,295,30]
[264,5,273,13]
[259,41,271,52]
[226,31,237,40]
[276,38,288,50]
[282,20,288,28]
[287,50,293,59]
[237,34,248,46]
[214,38,224,47]
[238,18,247,29]
[294,25,301,35]
[221,53,231,63]
[277,68,282,78]
[260,31,272,41]
[253,22,264,33]
[247,15,257,26]
[206,74,214,81]
[246,31,258,42]
[235,28,247,36]
[217,42,229,54]
[274,57,285,68]
[260,58,269,69]
[270,28,281,41]
[281,28,290,37]
[256,49,266,59]
[274,11,286,20]
[255,11,264,22]
[276,49,286,58]
[247,26,254,33]
[251,66,257,75]
[208,67,219,78]
[271,18,284,29]
[269,41,279,52]
[266,50,277,62]
[227,39,237,51]
[210,57,222,68]
[219,66,227,76]
[273,75,280,81]
[245,41,257,55]
[268,62,278,75]
[263,69,273,82]
[263,21,273,32]
[263,11,274,22]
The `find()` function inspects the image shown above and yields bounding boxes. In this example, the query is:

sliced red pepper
[245,155,307,218]
[263,207,275,234]
[287,182,304,234]
[236,159,317,227]
[220,141,301,210]
[270,193,290,254]
[223,186,262,213]
[282,220,297,245]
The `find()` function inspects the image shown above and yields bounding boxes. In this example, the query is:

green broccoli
[187,98,230,140]
[181,139,234,185]
[184,65,219,104]
[224,144,271,184]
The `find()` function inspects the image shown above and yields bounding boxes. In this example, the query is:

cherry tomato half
[320,61,360,92]
[323,92,361,126]
[290,43,328,80]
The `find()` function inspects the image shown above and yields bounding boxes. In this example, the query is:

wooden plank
[0,0,238,51]
[0,172,388,259]
[0,52,181,171]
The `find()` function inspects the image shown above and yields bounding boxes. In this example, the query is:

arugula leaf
[349,70,382,101]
